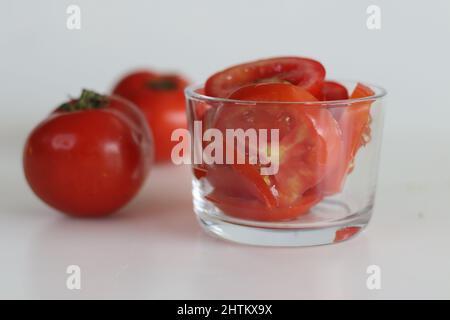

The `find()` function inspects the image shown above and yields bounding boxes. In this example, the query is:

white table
[1,126,449,299]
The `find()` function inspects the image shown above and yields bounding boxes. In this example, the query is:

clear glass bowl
[185,81,386,246]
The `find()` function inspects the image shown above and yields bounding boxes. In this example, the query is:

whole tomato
[23,89,153,217]
[113,70,189,163]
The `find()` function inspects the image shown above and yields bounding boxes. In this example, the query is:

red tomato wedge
[205,165,267,201]
[317,81,349,120]
[315,83,375,195]
[210,83,341,218]
[206,187,323,222]
[205,57,325,98]
[318,81,349,101]
[339,83,375,167]
[334,226,361,242]
[338,83,375,153]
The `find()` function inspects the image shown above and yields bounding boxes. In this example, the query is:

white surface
[1,0,450,299]
[1,127,450,299]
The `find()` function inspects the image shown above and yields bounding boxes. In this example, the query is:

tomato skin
[317,81,349,101]
[228,81,319,102]
[113,71,189,163]
[113,70,157,99]
[23,95,153,217]
[205,57,325,98]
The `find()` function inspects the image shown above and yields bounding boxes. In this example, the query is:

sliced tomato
[231,162,278,208]
[318,80,349,120]
[317,81,349,101]
[339,83,375,168]
[204,165,265,201]
[210,83,341,211]
[190,96,218,181]
[193,166,208,180]
[206,187,322,222]
[205,57,325,98]
[334,226,361,242]
[190,88,210,122]
[315,83,375,195]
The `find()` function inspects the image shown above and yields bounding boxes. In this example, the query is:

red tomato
[315,83,375,195]
[23,90,153,217]
[334,226,361,242]
[113,70,189,163]
[112,70,157,99]
[317,80,349,101]
[205,165,267,201]
[206,188,322,222]
[191,97,219,180]
[339,83,375,161]
[205,57,325,98]
[317,81,349,121]
[207,83,341,220]
[193,166,207,180]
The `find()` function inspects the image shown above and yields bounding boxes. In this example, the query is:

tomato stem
[59,89,108,112]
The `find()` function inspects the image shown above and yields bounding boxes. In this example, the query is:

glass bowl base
[195,207,371,247]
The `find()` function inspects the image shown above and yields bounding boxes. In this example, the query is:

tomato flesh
[206,188,323,222]
[318,81,349,101]
[334,226,361,242]
[339,83,374,158]
[315,83,375,195]
[339,83,374,170]
[206,83,341,220]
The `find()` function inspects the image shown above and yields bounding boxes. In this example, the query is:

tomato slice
[334,226,361,242]
[315,83,375,195]
[205,57,325,98]
[206,187,323,222]
[317,81,349,101]
[231,162,278,208]
[191,96,217,181]
[211,83,342,210]
[339,83,374,167]
[204,165,266,201]
[193,166,207,180]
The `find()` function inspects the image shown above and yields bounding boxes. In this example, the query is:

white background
[1,0,450,299]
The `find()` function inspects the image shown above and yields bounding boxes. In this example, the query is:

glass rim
[185,80,387,107]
